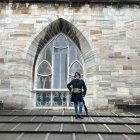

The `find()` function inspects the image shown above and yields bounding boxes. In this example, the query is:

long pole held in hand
[82,97,89,117]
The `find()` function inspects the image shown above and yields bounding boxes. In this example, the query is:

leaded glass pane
[52,92,67,106]
[69,40,82,65]
[53,48,67,89]
[54,34,68,48]
[36,92,51,107]
[40,43,52,64]
[38,61,51,76]
[61,49,68,88]
[69,92,74,107]
[37,75,51,89]
[37,76,43,88]
[45,47,52,64]
[69,62,83,75]
[53,48,60,88]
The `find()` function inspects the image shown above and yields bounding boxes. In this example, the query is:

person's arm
[82,80,87,96]
[67,80,73,92]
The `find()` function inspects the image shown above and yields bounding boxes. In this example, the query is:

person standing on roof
[67,72,87,119]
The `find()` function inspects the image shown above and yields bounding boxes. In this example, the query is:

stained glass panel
[37,61,51,76]
[69,40,82,65]
[36,92,51,107]
[37,75,51,88]
[36,91,73,107]
[36,33,84,107]
[53,48,67,89]
[69,61,83,75]
[54,34,68,48]
[40,43,52,64]
[52,92,67,107]
[45,47,52,64]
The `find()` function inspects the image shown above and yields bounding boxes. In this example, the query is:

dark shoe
[75,115,79,119]
[78,115,83,119]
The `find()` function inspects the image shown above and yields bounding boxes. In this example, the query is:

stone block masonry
[0,3,140,109]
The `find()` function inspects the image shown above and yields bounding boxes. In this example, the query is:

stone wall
[0,3,140,109]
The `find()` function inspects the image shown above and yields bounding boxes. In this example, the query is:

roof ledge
[1,0,140,5]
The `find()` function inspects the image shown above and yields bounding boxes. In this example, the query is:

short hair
[74,72,81,78]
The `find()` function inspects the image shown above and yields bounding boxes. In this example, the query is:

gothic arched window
[35,33,84,107]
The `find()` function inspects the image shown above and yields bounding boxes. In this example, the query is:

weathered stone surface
[0,4,139,109]
[0,58,4,63]
[123,66,132,70]
[10,33,32,37]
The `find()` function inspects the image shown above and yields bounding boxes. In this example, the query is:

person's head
[74,72,81,79]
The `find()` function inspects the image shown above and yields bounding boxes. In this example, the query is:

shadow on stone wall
[0,95,32,110]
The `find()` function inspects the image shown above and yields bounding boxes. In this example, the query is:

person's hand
[82,92,85,97]
[70,88,73,93]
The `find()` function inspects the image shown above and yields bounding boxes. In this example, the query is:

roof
[0,109,140,139]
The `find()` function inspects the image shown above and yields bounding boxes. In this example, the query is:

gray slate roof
[0,109,140,140]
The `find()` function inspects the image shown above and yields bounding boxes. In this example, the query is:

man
[67,72,87,119]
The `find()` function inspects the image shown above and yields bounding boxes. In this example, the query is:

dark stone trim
[1,0,140,5]
[0,114,139,118]
[0,131,140,134]
[0,121,140,125]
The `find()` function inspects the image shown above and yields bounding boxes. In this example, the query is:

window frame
[34,33,85,90]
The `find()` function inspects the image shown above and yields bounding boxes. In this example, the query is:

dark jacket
[67,78,87,102]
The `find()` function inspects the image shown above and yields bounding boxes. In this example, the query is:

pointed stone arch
[28,18,93,84]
